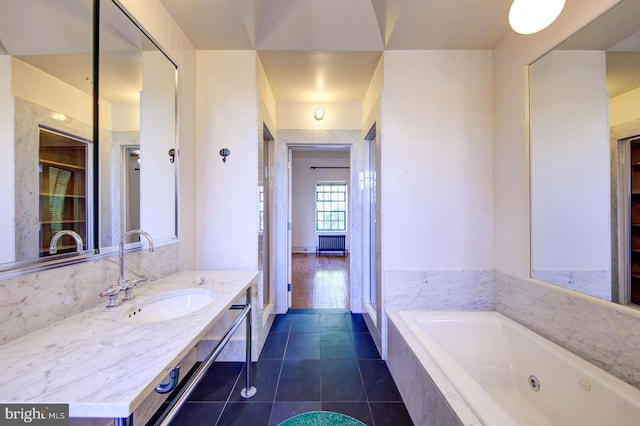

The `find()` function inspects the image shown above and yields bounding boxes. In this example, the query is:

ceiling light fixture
[314,107,325,121]
[51,112,66,121]
[509,0,566,35]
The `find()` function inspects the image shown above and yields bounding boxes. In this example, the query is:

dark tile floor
[152,309,413,426]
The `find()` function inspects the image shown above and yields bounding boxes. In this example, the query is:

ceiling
[161,0,515,102]
[2,0,640,105]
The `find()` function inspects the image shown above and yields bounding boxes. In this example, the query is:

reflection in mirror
[39,128,91,257]
[530,0,640,304]
[100,0,177,247]
[259,125,274,309]
[0,0,94,268]
[0,0,177,275]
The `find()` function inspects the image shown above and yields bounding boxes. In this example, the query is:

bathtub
[387,311,640,426]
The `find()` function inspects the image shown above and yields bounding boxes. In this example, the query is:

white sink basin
[124,288,215,323]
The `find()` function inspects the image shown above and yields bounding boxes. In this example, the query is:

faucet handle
[99,284,122,308]
[100,284,122,297]
[122,278,148,301]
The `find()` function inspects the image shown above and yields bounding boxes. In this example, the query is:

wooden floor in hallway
[291,254,349,309]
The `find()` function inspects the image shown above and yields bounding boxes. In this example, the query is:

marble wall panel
[384,269,495,312]
[495,271,640,390]
[379,269,495,358]
[0,243,179,344]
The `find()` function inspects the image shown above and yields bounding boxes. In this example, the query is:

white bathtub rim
[396,311,521,426]
[401,310,640,403]
[387,311,484,426]
[390,310,640,426]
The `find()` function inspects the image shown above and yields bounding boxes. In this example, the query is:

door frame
[273,130,363,313]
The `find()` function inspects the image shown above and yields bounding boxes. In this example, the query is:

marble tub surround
[495,271,640,390]
[384,270,495,311]
[387,314,469,426]
[376,270,495,357]
[0,243,178,345]
[0,270,258,419]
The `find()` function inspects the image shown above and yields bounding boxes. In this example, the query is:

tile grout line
[266,321,292,426]
[354,347,376,426]
[214,363,245,426]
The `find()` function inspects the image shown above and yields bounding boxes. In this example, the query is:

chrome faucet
[99,229,154,308]
[119,229,154,283]
[49,230,83,254]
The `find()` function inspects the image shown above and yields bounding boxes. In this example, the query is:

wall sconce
[168,148,175,163]
[219,148,231,163]
[314,107,325,121]
[509,0,565,34]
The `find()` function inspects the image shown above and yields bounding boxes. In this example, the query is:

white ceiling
[2,0,640,105]
[161,0,514,102]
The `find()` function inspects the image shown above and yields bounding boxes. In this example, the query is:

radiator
[316,235,348,256]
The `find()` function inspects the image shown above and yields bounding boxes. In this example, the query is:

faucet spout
[49,230,83,254]
[119,229,154,287]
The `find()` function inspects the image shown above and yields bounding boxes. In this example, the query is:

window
[316,182,347,231]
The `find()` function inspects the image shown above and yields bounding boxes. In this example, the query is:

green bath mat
[278,411,366,426]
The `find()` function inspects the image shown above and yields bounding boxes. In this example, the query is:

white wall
[0,56,14,263]
[376,50,495,358]
[382,50,494,270]
[258,58,277,129]
[611,85,640,127]
[112,103,140,131]
[11,58,94,125]
[195,51,258,270]
[291,151,350,252]
[362,56,383,131]
[530,50,610,270]
[278,102,361,129]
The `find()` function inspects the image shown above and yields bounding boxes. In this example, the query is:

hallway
[157,310,412,425]
[291,254,349,309]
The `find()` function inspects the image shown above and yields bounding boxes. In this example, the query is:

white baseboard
[292,247,316,254]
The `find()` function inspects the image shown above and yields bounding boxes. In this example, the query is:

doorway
[291,254,349,308]
[617,135,640,305]
[122,145,141,242]
[289,146,351,309]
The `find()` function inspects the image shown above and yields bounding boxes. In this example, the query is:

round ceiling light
[509,0,566,35]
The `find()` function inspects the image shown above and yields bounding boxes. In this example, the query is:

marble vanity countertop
[0,270,258,418]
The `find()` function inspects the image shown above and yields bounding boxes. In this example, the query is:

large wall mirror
[530,0,640,304]
[100,0,177,247]
[0,0,177,274]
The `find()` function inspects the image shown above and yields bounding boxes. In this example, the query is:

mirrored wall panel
[530,0,640,304]
[0,0,95,268]
[100,0,177,248]
[0,0,177,274]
